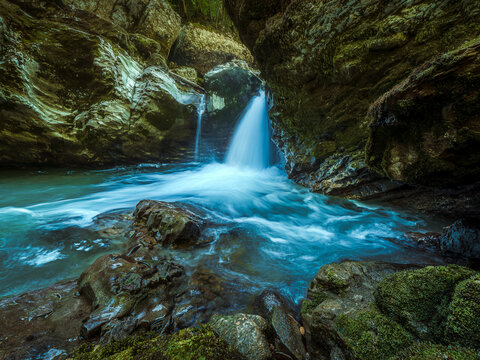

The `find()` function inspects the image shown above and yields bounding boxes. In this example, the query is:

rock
[62,0,181,55]
[0,281,90,360]
[78,253,185,341]
[301,261,480,360]
[169,24,254,76]
[224,0,480,203]
[395,342,480,360]
[172,66,198,84]
[72,325,245,360]
[407,219,480,264]
[375,265,476,341]
[209,313,272,360]
[0,0,201,168]
[132,200,206,248]
[444,274,480,348]
[202,60,263,157]
[253,290,306,360]
[366,39,480,186]
[300,261,419,360]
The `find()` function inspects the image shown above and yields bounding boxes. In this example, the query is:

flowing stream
[0,91,444,301]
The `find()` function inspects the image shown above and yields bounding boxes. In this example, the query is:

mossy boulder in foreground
[73,326,245,360]
[301,261,480,360]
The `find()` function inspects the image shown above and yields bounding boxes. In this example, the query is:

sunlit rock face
[0,0,201,167]
[169,23,254,77]
[224,0,480,201]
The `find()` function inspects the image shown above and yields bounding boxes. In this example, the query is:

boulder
[224,0,480,201]
[407,219,480,264]
[253,290,306,360]
[0,0,201,168]
[169,24,254,76]
[301,261,480,360]
[301,261,419,360]
[209,313,272,360]
[132,200,206,249]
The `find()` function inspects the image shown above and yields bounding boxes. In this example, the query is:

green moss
[395,342,480,360]
[375,265,476,341]
[336,306,414,360]
[73,326,243,360]
[301,292,328,314]
[445,274,480,348]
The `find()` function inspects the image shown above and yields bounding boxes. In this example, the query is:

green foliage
[73,326,243,360]
[301,292,328,314]
[336,307,414,360]
[445,275,480,348]
[395,343,480,360]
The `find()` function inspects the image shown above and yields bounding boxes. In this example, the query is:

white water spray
[194,94,206,161]
[226,90,270,169]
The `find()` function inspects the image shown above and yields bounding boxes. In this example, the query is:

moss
[395,342,480,360]
[336,306,414,360]
[445,274,480,348]
[73,326,243,360]
[301,292,328,314]
[375,265,476,341]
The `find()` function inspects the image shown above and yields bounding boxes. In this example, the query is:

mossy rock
[445,274,480,348]
[336,306,414,360]
[395,342,480,360]
[375,265,476,341]
[73,326,244,360]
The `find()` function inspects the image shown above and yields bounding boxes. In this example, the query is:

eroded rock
[169,23,254,76]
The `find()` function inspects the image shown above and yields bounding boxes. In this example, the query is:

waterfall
[226,90,270,169]
[194,94,206,161]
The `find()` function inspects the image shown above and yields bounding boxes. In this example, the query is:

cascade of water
[226,90,270,169]
[194,94,206,161]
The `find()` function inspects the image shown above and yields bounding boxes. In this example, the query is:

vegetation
[73,326,244,360]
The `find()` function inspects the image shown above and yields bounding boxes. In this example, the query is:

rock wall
[224,0,480,213]
[0,0,254,168]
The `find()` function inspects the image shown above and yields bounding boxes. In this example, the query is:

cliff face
[224,0,480,211]
[0,0,254,167]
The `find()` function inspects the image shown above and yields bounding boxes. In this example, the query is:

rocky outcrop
[301,261,480,360]
[169,23,254,76]
[224,0,480,207]
[132,200,206,249]
[0,0,202,168]
[366,39,480,186]
[61,0,182,55]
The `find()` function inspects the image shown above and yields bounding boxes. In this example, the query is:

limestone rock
[209,313,272,360]
[169,24,254,76]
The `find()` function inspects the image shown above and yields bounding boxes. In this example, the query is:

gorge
[0,0,479,359]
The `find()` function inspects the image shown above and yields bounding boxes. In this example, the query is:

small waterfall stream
[194,94,206,161]
[226,90,270,169]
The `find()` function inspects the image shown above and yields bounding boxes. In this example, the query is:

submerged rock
[169,23,254,76]
[209,313,272,360]
[132,200,206,249]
